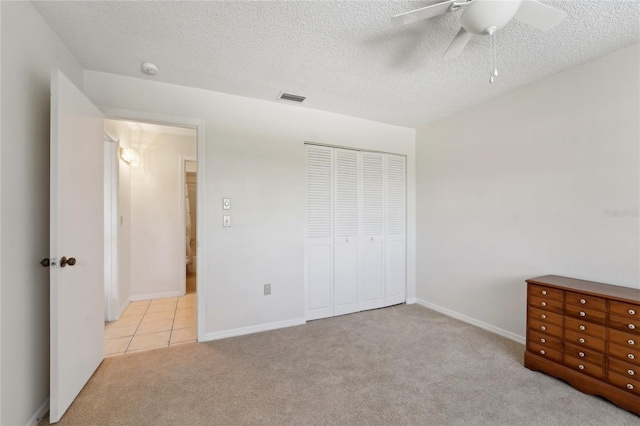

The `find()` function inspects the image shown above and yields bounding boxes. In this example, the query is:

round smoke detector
[141,62,159,75]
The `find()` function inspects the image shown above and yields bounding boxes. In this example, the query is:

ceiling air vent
[278,91,306,103]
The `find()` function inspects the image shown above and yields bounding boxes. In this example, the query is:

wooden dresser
[524,275,640,416]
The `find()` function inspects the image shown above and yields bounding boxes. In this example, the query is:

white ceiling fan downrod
[487,26,498,84]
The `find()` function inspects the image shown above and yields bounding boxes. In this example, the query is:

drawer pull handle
[540,338,546,343]
[627,384,634,390]
[578,364,585,370]
[540,350,546,355]
[579,325,586,331]
[578,352,585,358]
[579,338,586,343]
[630,309,636,315]
[540,326,546,331]
[541,302,547,307]
[629,324,636,330]
[541,290,547,296]
[629,340,636,346]
[580,299,586,304]
[629,354,635,360]
[629,369,635,376]
[541,314,547,319]
[579,312,586,317]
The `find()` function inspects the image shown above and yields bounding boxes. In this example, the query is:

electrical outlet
[264,284,271,295]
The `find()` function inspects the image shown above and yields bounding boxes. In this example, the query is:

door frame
[103,129,120,321]
[180,156,197,295]
[101,107,206,342]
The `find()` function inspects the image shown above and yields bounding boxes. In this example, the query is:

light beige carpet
[42,305,638,425]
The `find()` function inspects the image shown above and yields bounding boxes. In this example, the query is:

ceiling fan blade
[513,0,567,31]
[391,0,458,26]
[443,27,473,59]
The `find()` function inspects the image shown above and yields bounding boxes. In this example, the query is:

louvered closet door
[357,152,385,311]
[333,149,359,316]
[305,145,334,320]
[384,154,406,306]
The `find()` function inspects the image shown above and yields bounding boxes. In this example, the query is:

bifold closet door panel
[334,149,359,316]
[358,152,385,311]
[384,154,406,306]
[305,145,334,320]
[384,241,405,306]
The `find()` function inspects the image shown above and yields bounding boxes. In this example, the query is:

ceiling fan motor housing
[460,0,523,35]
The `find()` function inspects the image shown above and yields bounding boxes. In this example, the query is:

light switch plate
[223,215,231,227]
[223,198,231,210]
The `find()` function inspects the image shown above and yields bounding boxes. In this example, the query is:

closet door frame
[304,143,407,320]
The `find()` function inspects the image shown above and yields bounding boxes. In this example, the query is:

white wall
[83,72,416,338]
[416,44,640,341]
[129,130,196,299]
[0,2,84,424]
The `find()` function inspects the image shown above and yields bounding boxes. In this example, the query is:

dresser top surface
[526,275,640,304]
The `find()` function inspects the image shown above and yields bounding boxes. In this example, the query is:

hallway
[104,292,196,356]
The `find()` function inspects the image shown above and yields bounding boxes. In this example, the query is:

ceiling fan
[391,0,567,59]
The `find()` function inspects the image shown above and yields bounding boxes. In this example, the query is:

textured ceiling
[33,1,640,128]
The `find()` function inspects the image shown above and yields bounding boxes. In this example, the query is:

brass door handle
[60,256,76,267]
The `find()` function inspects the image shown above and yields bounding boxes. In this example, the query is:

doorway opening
[103,119,198,356]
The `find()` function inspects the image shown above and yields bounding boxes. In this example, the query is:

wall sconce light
[120,146,141,167]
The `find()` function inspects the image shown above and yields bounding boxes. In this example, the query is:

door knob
[60,257,76,267]
[41,258,50,267]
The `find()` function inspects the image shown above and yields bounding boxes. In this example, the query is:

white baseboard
[202,317,306,342]
[26,398,49,426]
[405,297,417,305]
[117,296,132,318]
[130,290,182,302]
[416,298,526,344]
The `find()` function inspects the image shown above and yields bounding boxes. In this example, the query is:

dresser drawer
[608,342,640,366]
[565,304,606,325]
[565,342,605,365]
[607,371,640,396]
[610,301,639,319]
[565,329,606,352]
[609,357,639,379]
[609,328,638,349]
[528,341,562,362]
[529,295,563,314]
[609,314,639,334]
[528,284,563,301]
[527,330,562,351]
[564,317,606,339]
[528,306,563,326]
[563,355,605,379]
[528,318,562,338]
[565,292,606,311]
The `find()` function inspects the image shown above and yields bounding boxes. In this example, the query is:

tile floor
[105,292,196,356]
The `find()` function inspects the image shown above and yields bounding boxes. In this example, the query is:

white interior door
[358,152,385,311]
[305,145,334,320]
[50,70,105,423]
[384,154,406,306]
[333,149,359,316]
